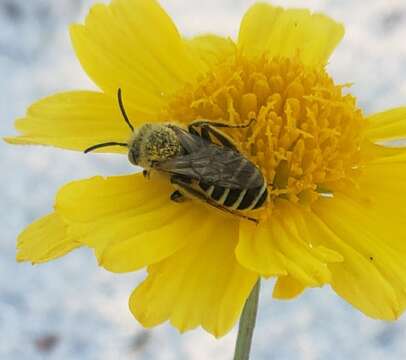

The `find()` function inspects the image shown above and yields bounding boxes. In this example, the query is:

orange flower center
[161,55,365,219]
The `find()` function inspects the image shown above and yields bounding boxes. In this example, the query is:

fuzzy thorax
[128,124,183,168]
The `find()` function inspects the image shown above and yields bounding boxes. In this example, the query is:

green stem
[233,280,261,360]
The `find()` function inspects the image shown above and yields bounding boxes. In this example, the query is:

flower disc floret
[163,55,365,217]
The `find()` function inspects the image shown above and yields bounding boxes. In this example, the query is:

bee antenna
[84,142,128,154]
[117,88,134,132]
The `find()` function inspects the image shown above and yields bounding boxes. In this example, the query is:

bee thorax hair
[128,124,183,168]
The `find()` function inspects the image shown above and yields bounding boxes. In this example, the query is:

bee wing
[155,145,263,189]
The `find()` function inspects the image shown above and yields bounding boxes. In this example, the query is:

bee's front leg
[142,169,150,179]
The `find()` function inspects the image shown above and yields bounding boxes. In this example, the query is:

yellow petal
[366,150,406,165]
[56,172,191,268]
[341,163,406,245]
[236,201,342,287]
[312,190,406,320]
[55,173,172,223]
[273,276,305,300]
[360,140,406,164]
[316,161,406,319]
[236,221,287,277]
[70,0,204,112]
[5,91,136,153]
[366,107,406,141]
[238,3,344,65]
[99,204,208,273]
[129,215,258,338]
[185,34,236,68]
[17,213,80,264]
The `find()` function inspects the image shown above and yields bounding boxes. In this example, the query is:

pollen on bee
[143,126,182,161]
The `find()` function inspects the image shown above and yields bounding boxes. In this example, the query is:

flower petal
[99,204,208,273]
[185,34,236,68]
[129,215,258,338]
[70,0,204,113]
[56,173,172,223]
[360,140,406,164]
[312,188,406,320]
[236,201,342,287]
[365,107,406,142]
[236,221,287,277]
[341,163,406,244]
[55,172,194,270]
[17,213,80,264]
[4,91,135,152]
[238,3,344,65]
[273,276,305,300]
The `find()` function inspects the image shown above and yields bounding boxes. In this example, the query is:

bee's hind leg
[170,175,258,224]
[188,118,255,152]
[189,117,255,131]
[188,122,238,151]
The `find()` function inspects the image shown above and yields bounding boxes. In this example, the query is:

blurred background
[1,0,406,359]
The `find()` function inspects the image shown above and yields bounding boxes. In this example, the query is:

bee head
[84,90,182,168]
[128,124,182,168]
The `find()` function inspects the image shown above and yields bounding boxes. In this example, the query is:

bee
[85,89,268,223]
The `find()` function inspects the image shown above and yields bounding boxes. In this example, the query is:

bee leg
[170,175,258,224]
[189,118,255,151]
[189,123,239,151]
[189,117,255,130]
[142,169,150,179]
[170,190,186,203]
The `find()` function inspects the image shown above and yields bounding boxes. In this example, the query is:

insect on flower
[6,0,406,341]
[84,89,267,223]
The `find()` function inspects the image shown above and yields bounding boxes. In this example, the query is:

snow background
[1,0,406,359]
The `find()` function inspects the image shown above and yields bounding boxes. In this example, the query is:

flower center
[161,55,365,218]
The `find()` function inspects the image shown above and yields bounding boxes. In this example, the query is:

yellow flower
[6,0,406,337]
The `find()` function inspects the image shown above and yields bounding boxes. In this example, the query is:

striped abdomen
[198,180,268,211]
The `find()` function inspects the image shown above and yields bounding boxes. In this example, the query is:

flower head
[7,0,406,337]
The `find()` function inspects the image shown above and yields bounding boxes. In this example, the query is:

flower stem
[233,280,261,360]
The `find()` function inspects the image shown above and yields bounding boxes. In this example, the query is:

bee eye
[129,148,139,165]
